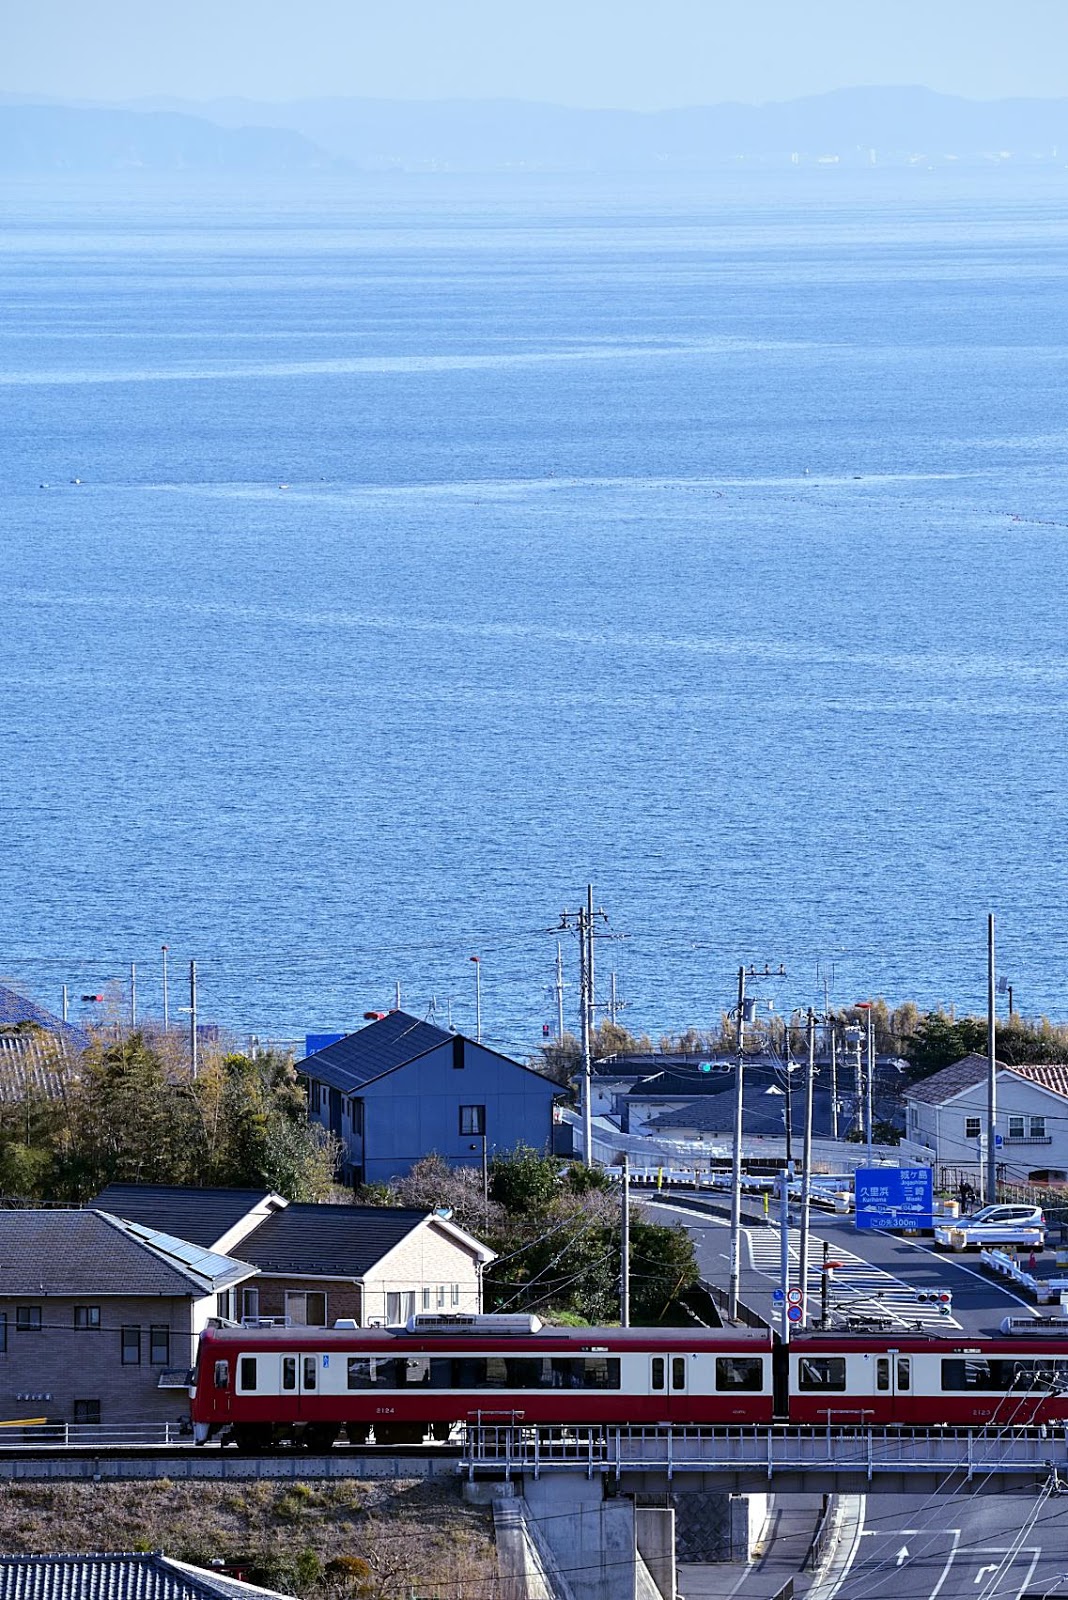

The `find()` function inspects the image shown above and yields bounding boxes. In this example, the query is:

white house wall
[906,1073,1068,1178]
[360,1221,485,1325]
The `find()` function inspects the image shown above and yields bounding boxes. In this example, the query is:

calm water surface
[2,170,1067,1047]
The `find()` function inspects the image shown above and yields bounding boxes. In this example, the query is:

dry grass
[0,1479,496,1600]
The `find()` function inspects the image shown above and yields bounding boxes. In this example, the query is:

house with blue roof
[298,1010,562,1186]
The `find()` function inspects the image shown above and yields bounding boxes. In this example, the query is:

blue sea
[2,168,1068,1051]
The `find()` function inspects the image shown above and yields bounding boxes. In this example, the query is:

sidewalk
[678,1496,824,1600]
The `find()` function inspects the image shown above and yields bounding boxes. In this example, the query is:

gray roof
[628,1069,734,1099]
[0,1554,293,1600]
[904,1053,1007,1105]
[299,1009,557,1097]
[235,1204,436,1277]
[0,1211,255,1297]
[90,1184,280,1249]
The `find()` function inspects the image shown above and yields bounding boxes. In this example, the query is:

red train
[190,1314,1068,1449]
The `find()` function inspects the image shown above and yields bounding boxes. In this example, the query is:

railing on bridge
[462,1423,1068,1483]
[0,1422,189,1449]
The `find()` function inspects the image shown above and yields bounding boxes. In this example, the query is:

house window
[459,1105,485,1135]
[965,1117,982,1139]
[73,1400,101,1425]
[451,1284,461,1306]
[15,1307,41,1333]
[437,1285,446,1309]
[1031,1116,1047,1138]
[216,1290,233,1321]
[150,1326,170,1365]
[121,1326,141,1365]
[0,1313,6,1354]
[351,1099,364,1136]
[284,1291,327,1327]
[386,1291,415,1325]
[74,1306,100,1330]
[1009,1115,1026,1139]
[422,1288,431,1310]
[310,1081,321,1113]
[241,1287,260,1322]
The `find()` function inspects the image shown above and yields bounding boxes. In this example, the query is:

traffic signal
[80,994,104,1003]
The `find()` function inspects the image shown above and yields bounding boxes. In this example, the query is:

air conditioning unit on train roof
[404,1313,543,1336]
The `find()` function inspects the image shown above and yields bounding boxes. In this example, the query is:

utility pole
[783,1019,794,1166]
[558,887,608,1169]
[395,980,402,1012]
[61,984,68,1023]
[798,1009,816,1326]
[866,1007,874,1165]
[469,957,481,1043]
[610,971,618,1026]
[130,962,137,1029]
[987,913,997,1205]
[161,945,169,1031]
[620,1153,631,1327]
[555,942,565,1042]
[779,1173,791,1343]
[728,965,747,1322]
[1008,984,1014,1018]
[829,1020,839,1140]
[189,959,198,1079]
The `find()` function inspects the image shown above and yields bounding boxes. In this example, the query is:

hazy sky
[7,0,1068,108]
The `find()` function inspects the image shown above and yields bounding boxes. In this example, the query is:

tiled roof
[0,1554,293,1600]
[298,1010,454,1091]
[235,1205,433,1277]
[1004,1063,1068,1100]
[0,1211,254,1296]
[0,984,88,1048]
[91,1185,280,1249]
[0,984,88,1101]
[906,1054,1068,1106]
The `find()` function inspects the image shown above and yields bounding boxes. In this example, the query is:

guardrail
[982,1248,1068,1305]
[462,1423,1068,1484]
[0,1422,189,1448]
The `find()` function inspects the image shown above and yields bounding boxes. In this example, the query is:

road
[645,1197,1042,1337]
[818,1488,1068,1600]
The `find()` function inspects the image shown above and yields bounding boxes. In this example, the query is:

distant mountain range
[2,86,1068,174]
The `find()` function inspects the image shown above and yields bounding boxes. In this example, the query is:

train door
[300,1352,318,1414]
[650,1355,687,1412]
[874,1352,912,1421]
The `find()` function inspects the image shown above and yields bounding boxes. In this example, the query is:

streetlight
[469,956,481,1043]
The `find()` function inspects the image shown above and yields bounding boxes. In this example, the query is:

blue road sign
[855,1166,934,1231]
[771,1288,785,1304]
[787,1305,803,1323]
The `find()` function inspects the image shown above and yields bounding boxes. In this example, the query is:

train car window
[213,1359,229,1390]
[671,1357,686,1392]
[798,1358,847,1392]
[405,1357,431,1385]
[876,1358,890,1392]
[716,1357,764,1392]
[506,1358,547,1387]
[430,1359,454,1388]
[239,1357,257,1392]
[347,1358,374,1389]
[651,1357,666,1392]
[282,1357,297,1391]
[302,1355,317,1391]
[897,1358,911,1391]
[940,1359,1013,1392]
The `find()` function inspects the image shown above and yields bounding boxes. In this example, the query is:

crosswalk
[746,1227,961,1331]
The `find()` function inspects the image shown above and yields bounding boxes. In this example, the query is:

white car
[933,1202,1046,1251]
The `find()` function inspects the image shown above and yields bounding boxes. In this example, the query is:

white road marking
[976,1566,999,1583]
[928,1530,963,1600]
[897,1547,911,1566]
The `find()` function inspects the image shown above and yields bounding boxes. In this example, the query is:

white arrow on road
[975,1566,999,1584]
[896,1548,910,1567]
